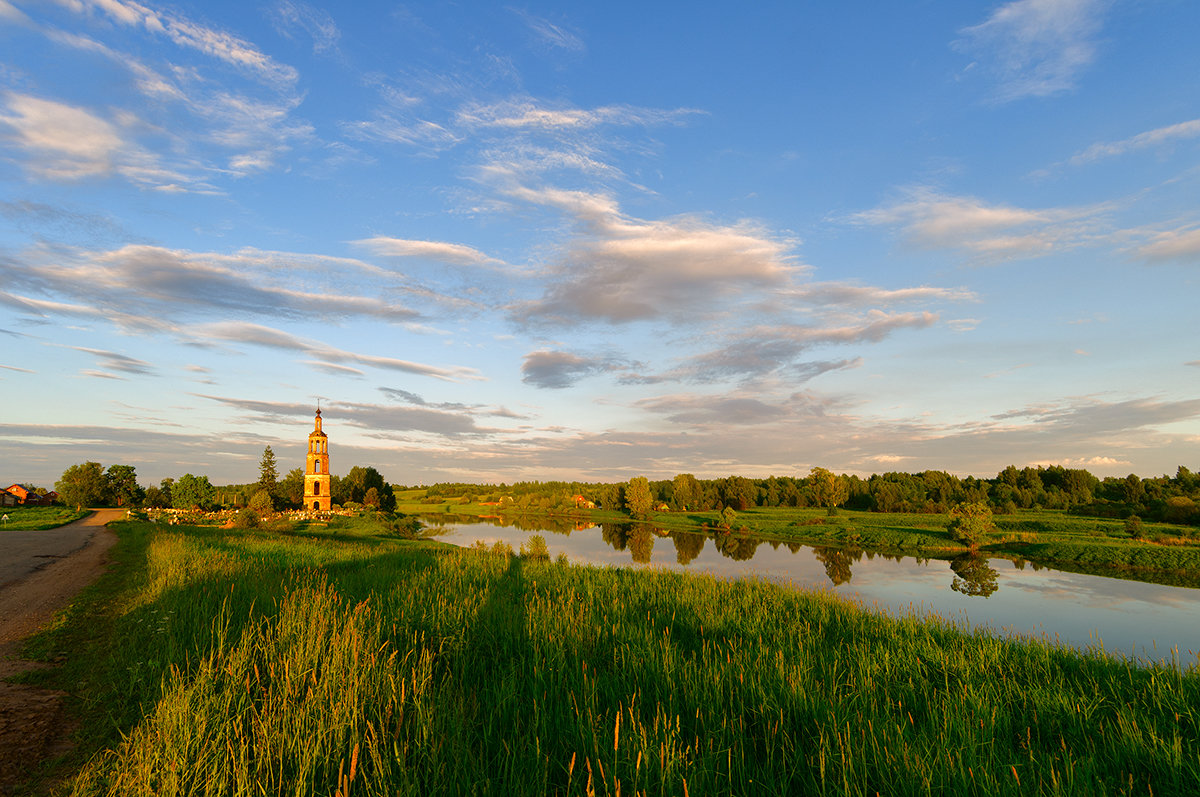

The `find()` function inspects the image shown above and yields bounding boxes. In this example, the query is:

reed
[25,520,1199,796]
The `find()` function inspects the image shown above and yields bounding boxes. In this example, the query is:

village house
[3,484,55,506]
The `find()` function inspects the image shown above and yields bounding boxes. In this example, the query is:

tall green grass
[24,521,1199,796]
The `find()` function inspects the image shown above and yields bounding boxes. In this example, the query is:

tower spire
[304,405,331,512]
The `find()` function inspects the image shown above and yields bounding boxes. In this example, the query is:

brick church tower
[304,408,331,511]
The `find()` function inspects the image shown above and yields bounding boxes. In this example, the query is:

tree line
[42,459,1200,526]
[51,447,396,513]
[421,464,1200,525]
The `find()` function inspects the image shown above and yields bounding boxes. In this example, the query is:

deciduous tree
[810,467,849,515]
[56,462,111,508]
[106,464,143,507]
[173,473,215,510]
[625,476,653,518]
[947,501,994,548]
[672,473,699,510]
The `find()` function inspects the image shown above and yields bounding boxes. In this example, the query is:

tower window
[314,483,320,495]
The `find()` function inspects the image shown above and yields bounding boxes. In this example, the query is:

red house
[3,484,54,506]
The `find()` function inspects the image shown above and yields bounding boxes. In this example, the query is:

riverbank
[16,517,1198,795]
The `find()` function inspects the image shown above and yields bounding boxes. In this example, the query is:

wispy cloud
[201,394,493,437]
[956,0,1108,102]
[509,8,585,53]
[0,0,30,24]
[786,282,976,306]
[0,244,425,328]
[68,345,156,376]
[853,188,1103,261]
[57,0,298,88]
[457,100,698,132]
[353,236,505,268]
[193,321,485,382]
[1070,118,1200,165]
[671,313,936,383]
[1129,224,1200,262]
[44,31,314,177]
[270,0,341,53]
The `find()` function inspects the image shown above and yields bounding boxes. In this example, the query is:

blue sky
[2,0,1198,488]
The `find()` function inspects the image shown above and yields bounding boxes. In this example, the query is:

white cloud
[0,92,192,188]
[506,183,801,324]
[956,0,1108,101]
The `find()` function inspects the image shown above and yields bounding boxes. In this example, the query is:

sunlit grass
[23,520,1200,796]
[0,505,89,530]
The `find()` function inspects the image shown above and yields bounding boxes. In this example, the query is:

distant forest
[417,465,1200,526]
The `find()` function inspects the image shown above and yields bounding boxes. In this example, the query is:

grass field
[0,506,89,530]
[15,516,1199,795]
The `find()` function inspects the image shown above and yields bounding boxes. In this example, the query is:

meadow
[15,515,1198,796]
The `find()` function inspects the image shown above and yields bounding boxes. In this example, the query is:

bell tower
[304,407,331,511]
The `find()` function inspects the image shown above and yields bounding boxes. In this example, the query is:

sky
[2,0,1198,489]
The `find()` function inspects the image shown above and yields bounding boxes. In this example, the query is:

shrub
[521,535,550,560]
[232,508,259,529]
[1125,515,1144,539]
[1163,496,1198,525]
[249,490,274,515]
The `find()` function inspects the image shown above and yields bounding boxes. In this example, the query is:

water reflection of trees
[672,531,706,565]
[813,546,863,586]
[600,522,630,551]
[597,525,762,564]
[629,527,655,563]
[950,554,1000,598]
[714,533,762,561]
[426,513,590,534]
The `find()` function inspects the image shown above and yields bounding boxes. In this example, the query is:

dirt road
[0,508,123,794]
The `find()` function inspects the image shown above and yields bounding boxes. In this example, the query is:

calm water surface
[427,517,1200,668]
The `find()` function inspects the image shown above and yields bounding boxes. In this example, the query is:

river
[423,515,1200,668]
